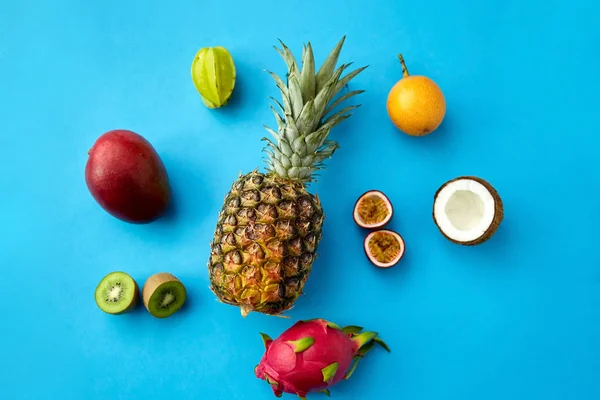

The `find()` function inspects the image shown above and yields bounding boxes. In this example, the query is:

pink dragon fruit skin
[254,319,390,399]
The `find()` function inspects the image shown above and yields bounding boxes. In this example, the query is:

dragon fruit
[254,318,390,399]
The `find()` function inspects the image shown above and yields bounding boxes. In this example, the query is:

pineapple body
[209,171,324,316]
[207,37,365,316]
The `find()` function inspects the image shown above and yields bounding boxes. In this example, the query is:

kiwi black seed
[142,273,186,318]
[94,271,139,314]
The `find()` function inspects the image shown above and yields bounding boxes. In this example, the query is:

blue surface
[1,0,599,399]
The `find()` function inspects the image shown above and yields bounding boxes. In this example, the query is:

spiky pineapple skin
[208,171,324,315]
[207,37,367,316]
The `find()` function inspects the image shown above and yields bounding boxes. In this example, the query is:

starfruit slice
[191,46,236,108]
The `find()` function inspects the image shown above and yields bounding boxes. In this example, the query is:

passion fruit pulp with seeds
[364,230,405,268]
[353,190,393,229]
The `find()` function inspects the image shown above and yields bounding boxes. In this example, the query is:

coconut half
[353,190,393,229]
[433,176,503,246]
[364,229,405,268]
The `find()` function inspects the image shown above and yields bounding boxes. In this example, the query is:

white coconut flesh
[353,192,393,228]
[434,178,496,243]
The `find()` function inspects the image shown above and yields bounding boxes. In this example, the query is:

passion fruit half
[364,229,405,268]
[353,190,393,229]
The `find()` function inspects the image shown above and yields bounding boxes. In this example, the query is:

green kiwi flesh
[142,273,186,318]
[94,271,139,314]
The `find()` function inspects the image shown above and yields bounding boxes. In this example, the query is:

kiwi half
[94,271,139,314]
[142,273,186,318]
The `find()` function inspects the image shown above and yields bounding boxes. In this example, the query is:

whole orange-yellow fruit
[386,55,446,136]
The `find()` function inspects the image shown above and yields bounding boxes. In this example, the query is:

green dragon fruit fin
[298,396,307,400]
[352,331,378,348]
[341,325,363,334]
[302,318,322,323]
[260,333,273,348]
[357,340,375,357]
[287,337,315,353]
[326,321,341,330]
[321,362,339,383]
[321,388,331,396]
[374,337,391,352]
[344,357,360,380]
[265,374,279,387]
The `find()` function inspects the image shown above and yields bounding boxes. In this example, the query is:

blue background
[1,0,599,399]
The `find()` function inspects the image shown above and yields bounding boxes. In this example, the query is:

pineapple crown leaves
[262,36,367,183]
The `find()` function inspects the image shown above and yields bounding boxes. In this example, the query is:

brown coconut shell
[432,176,503,246]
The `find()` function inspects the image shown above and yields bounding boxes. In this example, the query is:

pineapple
[208,37,366,317]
